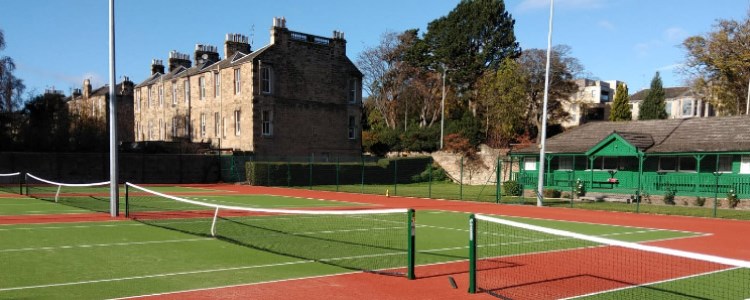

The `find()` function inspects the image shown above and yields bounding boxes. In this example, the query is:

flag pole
[108,0,119,217]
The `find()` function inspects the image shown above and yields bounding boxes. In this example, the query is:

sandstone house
[134,18,363,159]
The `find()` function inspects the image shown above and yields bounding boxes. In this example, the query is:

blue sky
[0,0,748,97]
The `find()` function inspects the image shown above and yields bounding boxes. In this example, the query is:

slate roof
[630,87,693,101]
[513,116,750,154]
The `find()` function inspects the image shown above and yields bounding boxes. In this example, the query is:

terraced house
[134,18,363,159]
[511,116,750,200]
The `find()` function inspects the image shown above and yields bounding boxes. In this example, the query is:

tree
[422,0,520,112]
[20,92,70,151]
[517,45,583,142]
[609,82,632,121]
[682,14,750,115]
[477,58,527,146]
[639,72,668,120]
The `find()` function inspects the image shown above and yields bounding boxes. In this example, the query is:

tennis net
[0,172,23,195]
[468,214,750,299]
[125,182,416,278]
[25,173,111,213]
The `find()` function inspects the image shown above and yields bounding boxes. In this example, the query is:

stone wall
[0,152,220,184]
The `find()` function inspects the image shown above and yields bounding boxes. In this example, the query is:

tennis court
[0,176,748,299]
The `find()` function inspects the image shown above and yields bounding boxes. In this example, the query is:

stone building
[562,79,625,128]
[66,78,135,142]
[629,87,715,120]
[134,18,363,159]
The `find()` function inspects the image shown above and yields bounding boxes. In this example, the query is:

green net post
[496,158,501,204]
[407,208,416,280]
[336,155,340,192]
[19,172,24,195]
[394,159,398,196]
[428,161,433,199]
[125,183,129,218]
[460,156,464,200]
[468,213,477,293]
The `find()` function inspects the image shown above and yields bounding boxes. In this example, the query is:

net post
[496,158,501,204]
[407,208,415,280]
[210,207,220,237]
[460,156,464,200]
[125,183,129,217]
[393,159,398,196]
[24,173,28,195]
[19,172,25,195]
[468,213,477,294]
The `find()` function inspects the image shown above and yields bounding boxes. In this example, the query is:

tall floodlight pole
[745,76,749,115]
[536,0,555,207]
[108,0,119,217]
[440,67,447,150]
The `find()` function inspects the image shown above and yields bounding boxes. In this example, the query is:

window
[261,66,272,94]
[147,86,152,107]
[741,156,750,174]
[148,120,153,140]
[682,99,693,117]
[172,117,178,138]
[262,110,273,136]
[159,118,163,139]
[678,156,696,172]
[214,72,220,97]
[200,113,206,137]
[348,78,358,103]
[347,116,356,139]
[718,155,733,173]
[524,157,537,171]
[135,121,139,139]
[658,157,677,172]
[214,112,220,137]
[591,157,618,170]
[185,115,190,138]
[171,82,177,105]
[184,80,190,103]
[199,76,206,100]
[234,69,241,95]
[222,117,226,138]
[665,102,672,118]
[234,110,241,136]
[558,156,573,170]
[158,85,164,107]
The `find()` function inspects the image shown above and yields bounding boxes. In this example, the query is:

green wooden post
[468,214,477,294]
[713,155,721,218]
[460,156,464,200]
[407,209,416,280]
[545,155,553,192]
[589,156,595,192]
[636,153,644,213]
[694,155,705,193]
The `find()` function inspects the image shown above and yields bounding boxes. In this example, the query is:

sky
[1,0,748,97]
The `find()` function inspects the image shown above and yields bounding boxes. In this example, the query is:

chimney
[121,76,134,96]
[83,79,92,99]
[168,50,191,72]
[151,59,165,75]
[224,33,251,58]
[194,44,219,65]
[332,30,347,56]
[270,16,288,45]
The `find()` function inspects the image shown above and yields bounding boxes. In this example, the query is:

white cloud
[657,63,683,72]
[598,20,615,31]
[516,0,606,12]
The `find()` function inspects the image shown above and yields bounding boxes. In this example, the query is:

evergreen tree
[609,82,632,121]
[638,72,667,120]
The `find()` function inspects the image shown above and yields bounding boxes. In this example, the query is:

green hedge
[246,157,433,187]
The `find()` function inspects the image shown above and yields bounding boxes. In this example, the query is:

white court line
[0,223,145,231]
[0,238,212,253]
[0,260,314,292]
[560,267,743,299]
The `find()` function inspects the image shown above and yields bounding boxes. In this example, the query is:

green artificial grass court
[181,194,366,208]
[0,193,724,299]
[0,197,90,215]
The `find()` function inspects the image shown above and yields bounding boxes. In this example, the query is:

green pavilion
[511,116,750,200]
